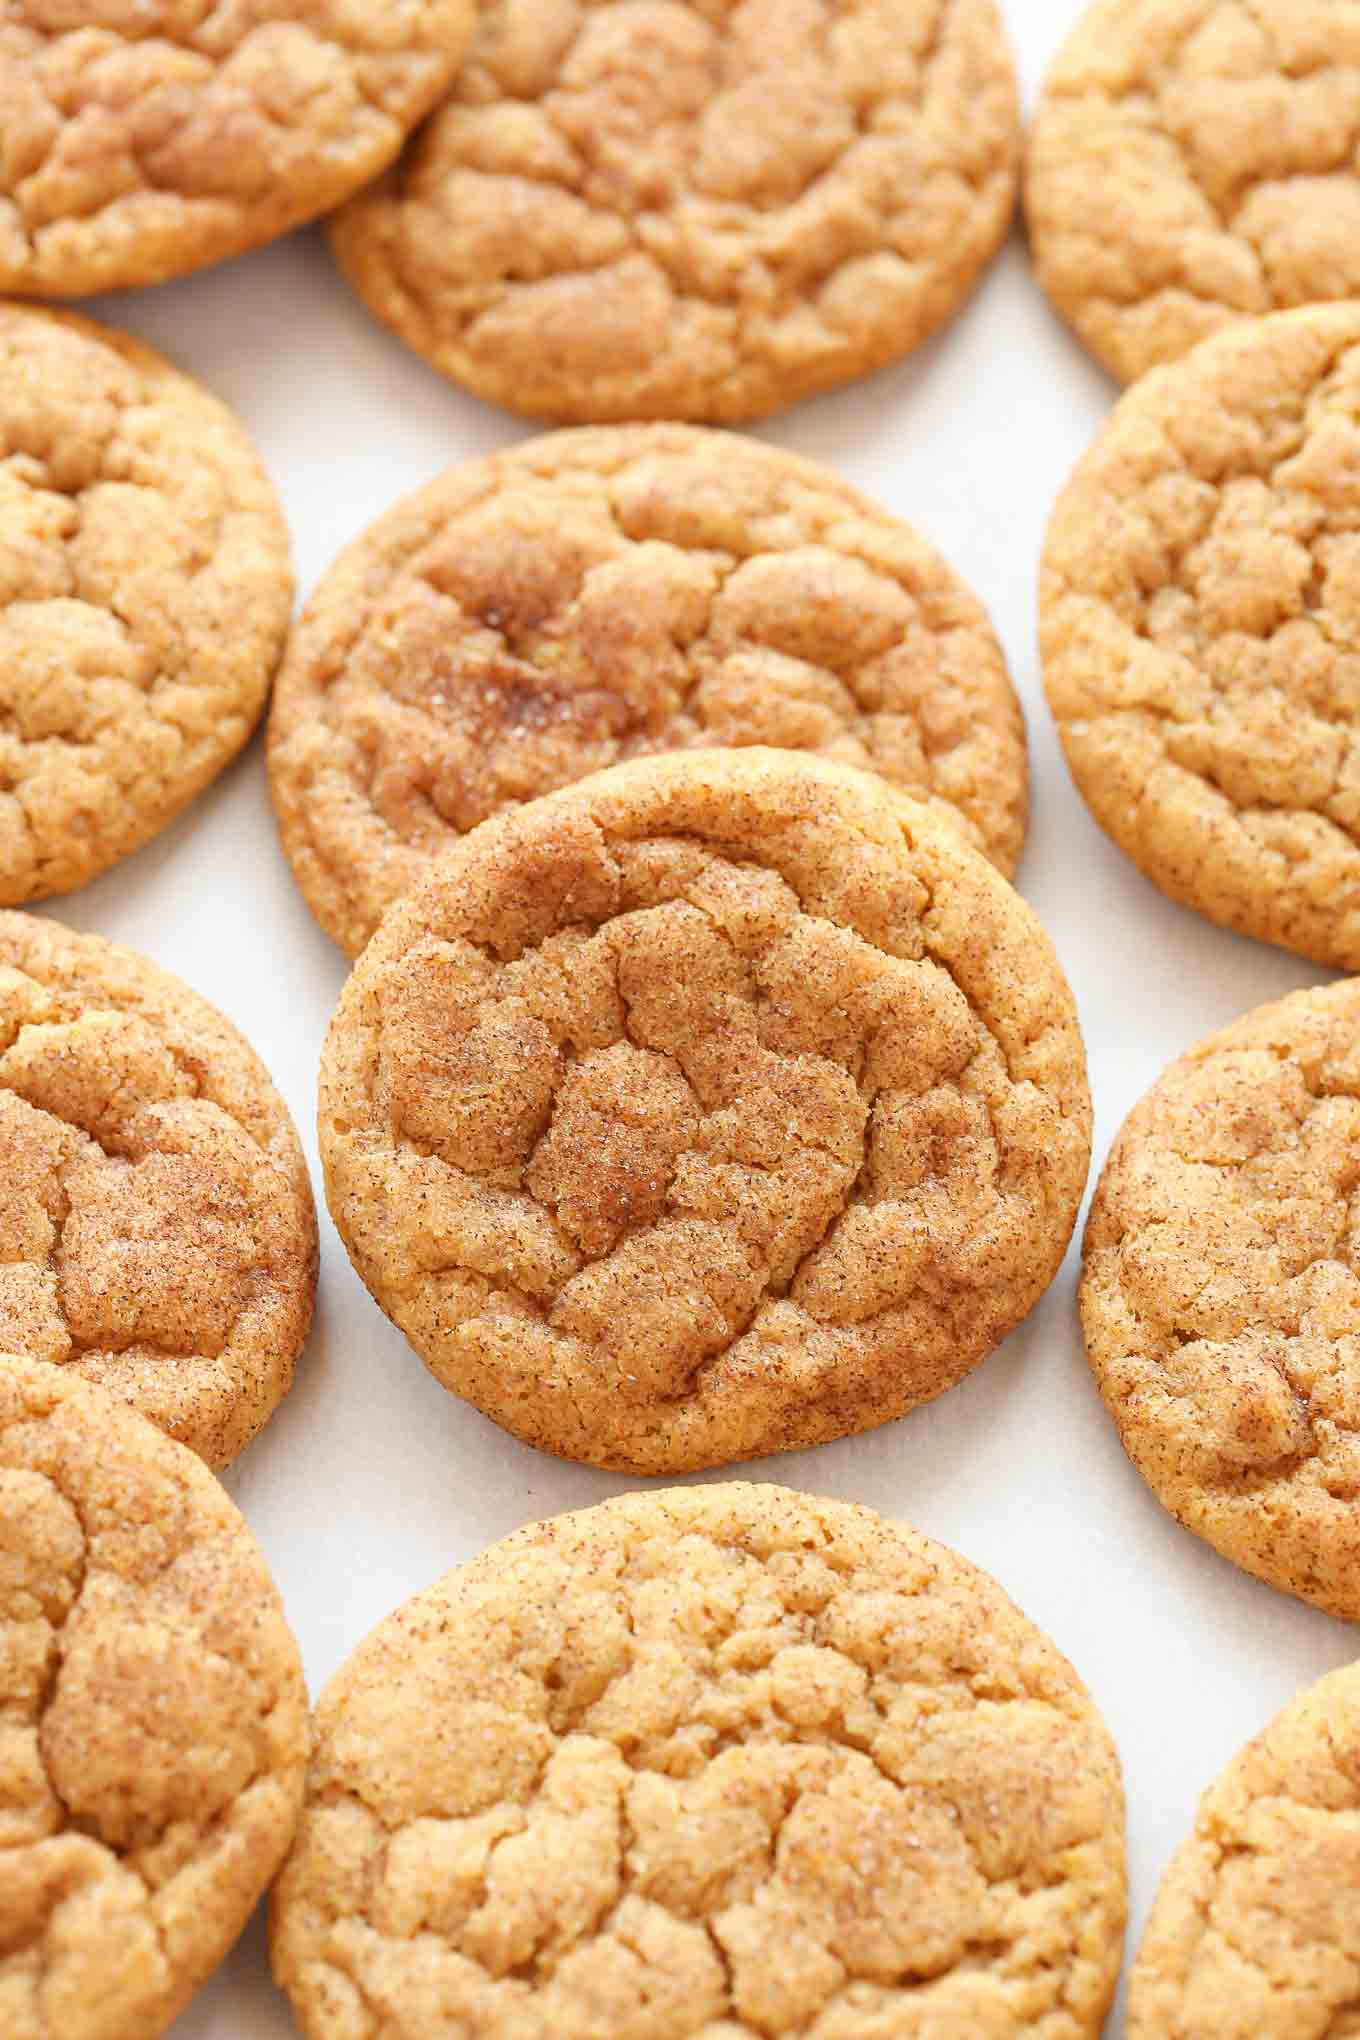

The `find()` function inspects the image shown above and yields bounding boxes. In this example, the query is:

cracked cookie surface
[271,1482,1128,2040]
[329,0,1020,423]
[0,1354,308,2040]
[1027,0,1360,385]
[268,425,1027,958]
[1129,1662,1360,2035]
[1042,304,1360,972]
[0,303,293,904]
[0,0,474,296]
[1083,978,1360,1621]
[0,911,317,1469]
[318,748,1090,1473]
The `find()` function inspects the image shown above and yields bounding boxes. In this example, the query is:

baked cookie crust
[272,1482,1127,2040]
[330,0,1020,423]
[0,1355,308,2040]
[318,748,1089,1473]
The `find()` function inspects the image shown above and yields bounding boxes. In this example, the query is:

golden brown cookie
[318,747,1090,1473]
[0,911,317,1470]
[329,0,1021,424]
[1129,1662,1360,2035]
[0,1354,308,2040]
[0,303,293,905]
[1027,0,1360,386]
[1082,977,1360,1622]
[0,2,474,297]
[272,1482,1128,2039]
[268,424,1028,958]
[1042,304,1360,972]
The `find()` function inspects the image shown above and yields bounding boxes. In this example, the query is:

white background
[44,4,1355,2031]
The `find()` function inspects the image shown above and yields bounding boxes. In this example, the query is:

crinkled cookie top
[331,0,1020,422]
[318,748,1089,1473]
[1130,1662,1360,2036]
[0,303,293,904]
[272,1482,1128,2040]
[0,1355,308,2040]
[0,0,474,295]
[0,910,317,1469]
[1084,976,1360,1622]
[269,424,1027,958]
[1028,0,1360,384]
[1042,303,1360,972]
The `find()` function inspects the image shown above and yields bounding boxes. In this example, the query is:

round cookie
[1027,0,1360,386]
[1042,304,1360,972]
[1082,978,1360,1623]
[269,424,1028,958]
[0,304,293,905]
[0,1354,308,2040]
[318,747,1091,1474]
[1129,1663,1360,2035]
[0,911,317,1470]
[328,0,1021,424]
[0,2,475,297]
[271,1482,1128,2040]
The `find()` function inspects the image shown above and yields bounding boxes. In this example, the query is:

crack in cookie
[268,425,1026,959]
[0,911,317,1470]
[318,749,1088,1474]
[271,1484,1127,2040]
[329,0,1020,423]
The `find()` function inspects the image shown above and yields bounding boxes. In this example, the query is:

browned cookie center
[270,427,1025,957]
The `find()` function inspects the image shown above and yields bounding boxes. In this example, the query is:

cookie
[318,747,1090,1473]
[0,303,293,905]
[268,424,1028,958]
[0,911,317,1470]
[1082,977,1360,1622]
[1129,1662,1360,2035]
[1027,0,1360,386]
[328,0,1021,424]
[0,1354,308,2040]
[272,1481,1128,2039]
[0,2,475,297]
[1042,303,1360,972]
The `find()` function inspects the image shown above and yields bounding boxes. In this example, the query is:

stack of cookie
[8,0,1360,2033]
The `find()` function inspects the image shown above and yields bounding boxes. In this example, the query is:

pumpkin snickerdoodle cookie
[1129,1662,1360,2036]
[1043,304,1360,972]
[0,911,317,1470]
[1028,0,1360,386]
[1083,977,1360,1623]
[269,424,1028,958]
[0,303,293,905]
[329,0,1021,423]
[271,1483,1128,2039]
[0,1,475,297]
[318,748,1090,1474]
[0,1354,308,2040]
